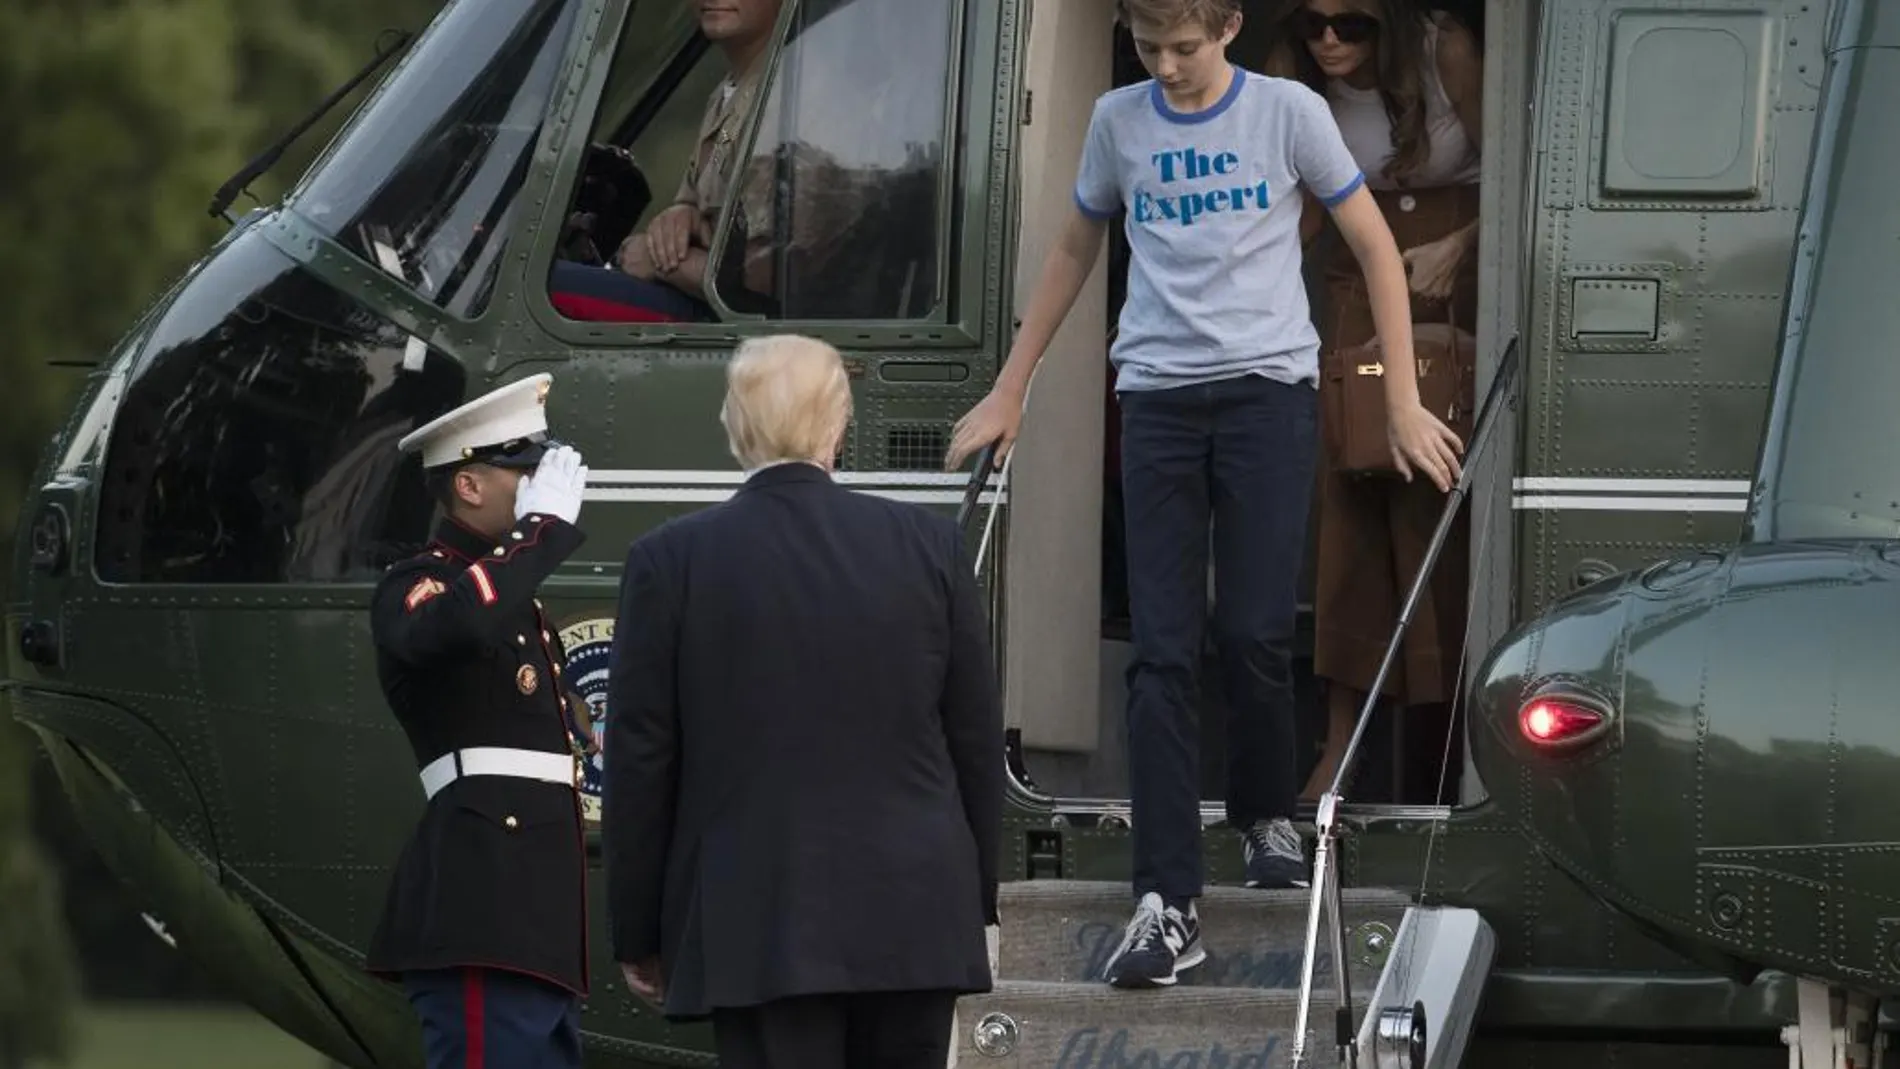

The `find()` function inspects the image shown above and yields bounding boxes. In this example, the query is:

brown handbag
[1320,281,1476,478]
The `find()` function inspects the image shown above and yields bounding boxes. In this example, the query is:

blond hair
[1115,0,1240,36]
[720,334,854,470]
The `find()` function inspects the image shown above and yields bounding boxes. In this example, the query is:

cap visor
[487,441,550,470]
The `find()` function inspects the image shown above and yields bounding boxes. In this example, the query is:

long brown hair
[1276,0,1434,185]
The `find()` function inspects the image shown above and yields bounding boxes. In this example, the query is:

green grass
[30,1002,339,1069]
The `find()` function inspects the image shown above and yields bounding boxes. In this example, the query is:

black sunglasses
[1289,10,1380,44]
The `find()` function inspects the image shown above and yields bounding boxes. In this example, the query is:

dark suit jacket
[600,461,1004,1019]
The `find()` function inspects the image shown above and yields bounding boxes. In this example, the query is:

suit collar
[430,515,500,562]
[740,461,833,492]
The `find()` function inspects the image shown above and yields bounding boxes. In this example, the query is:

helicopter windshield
[285,0,581,318]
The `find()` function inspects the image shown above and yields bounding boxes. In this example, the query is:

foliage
[0,0,443,1052]
[0,781,79,1068]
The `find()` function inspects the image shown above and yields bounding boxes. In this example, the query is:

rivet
[973,1012,1018,1057]
[1711,892,1745,929]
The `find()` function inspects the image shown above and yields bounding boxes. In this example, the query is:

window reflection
[712,0,955,319]
[288,0,581,319]
[544,0,959,325]
[96,232,467,584]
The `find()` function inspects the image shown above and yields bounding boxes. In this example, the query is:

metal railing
[1289,335,1522,1068]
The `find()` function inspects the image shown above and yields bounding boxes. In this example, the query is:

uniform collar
[430,515,502,562]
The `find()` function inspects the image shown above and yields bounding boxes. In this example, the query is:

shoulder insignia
[468,562,498,605]
[404,577,446,612]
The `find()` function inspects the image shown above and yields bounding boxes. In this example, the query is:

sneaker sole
[1106,943,1208,989]
[1244,861,1312,890]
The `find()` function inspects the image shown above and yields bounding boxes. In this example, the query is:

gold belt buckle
[1356,362,1385,376]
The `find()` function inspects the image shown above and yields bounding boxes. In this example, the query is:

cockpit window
[542,0,960,325]
[95,231,467,585]
[286,0,581,319]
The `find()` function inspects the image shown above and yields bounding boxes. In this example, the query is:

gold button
[541,630,550,642]
[493,547,504,556]
[505,816,519,830]
[511,531,523,540]
[517,634,527,645]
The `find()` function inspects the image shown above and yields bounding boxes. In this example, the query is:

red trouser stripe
[464,968,485,1069]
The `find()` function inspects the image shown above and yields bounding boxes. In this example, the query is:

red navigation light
[1519,698,1604,746]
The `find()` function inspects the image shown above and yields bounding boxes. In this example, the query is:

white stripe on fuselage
[580,469,1002,506]
[1510,476,1751,512]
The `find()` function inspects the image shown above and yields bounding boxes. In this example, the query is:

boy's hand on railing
[945,387,1024,470]
[1387,402,1464,493]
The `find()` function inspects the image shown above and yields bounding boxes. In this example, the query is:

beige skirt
[1312,182,1481,707]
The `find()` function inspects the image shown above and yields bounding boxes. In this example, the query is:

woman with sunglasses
[1268,0,1483,805]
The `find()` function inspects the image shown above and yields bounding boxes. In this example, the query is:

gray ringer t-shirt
[1074,67,1365,393]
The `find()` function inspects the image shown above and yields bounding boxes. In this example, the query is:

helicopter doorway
[1004,0,1527,822]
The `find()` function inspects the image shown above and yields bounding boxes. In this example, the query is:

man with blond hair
[601,334,1003,1068]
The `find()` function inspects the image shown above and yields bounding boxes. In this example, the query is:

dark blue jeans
[1118,373,1316,902]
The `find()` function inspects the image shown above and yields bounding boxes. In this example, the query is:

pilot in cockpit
[612,0,781,304]
[550,0,784,324]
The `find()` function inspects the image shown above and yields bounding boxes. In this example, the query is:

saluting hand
[515,446,589,525]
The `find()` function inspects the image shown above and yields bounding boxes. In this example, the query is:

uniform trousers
[403,966,581,1069]
[710,989,960,1069]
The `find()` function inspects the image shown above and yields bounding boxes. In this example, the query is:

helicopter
[6,0,1899,1065]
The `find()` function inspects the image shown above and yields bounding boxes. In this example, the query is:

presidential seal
[559,617,614,824]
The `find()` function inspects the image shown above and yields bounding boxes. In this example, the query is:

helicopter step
[994,878,1409,991]
[955,978,1330,1067]
[957,879,1495,1068]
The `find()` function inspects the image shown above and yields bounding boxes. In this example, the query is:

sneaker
[1102,892,1206,988]
[1241,818,1310,889]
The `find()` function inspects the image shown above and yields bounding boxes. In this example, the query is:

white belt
[419,747,578,800]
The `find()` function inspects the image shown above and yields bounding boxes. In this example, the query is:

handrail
[1289,334,1522,1068]
[956,441,1000,532]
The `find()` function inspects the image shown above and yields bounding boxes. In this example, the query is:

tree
[0,0,442,1056]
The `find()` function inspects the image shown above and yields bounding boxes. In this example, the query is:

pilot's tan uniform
[670,63,848,296]
[673,65,773,230]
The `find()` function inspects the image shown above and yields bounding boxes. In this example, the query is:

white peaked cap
[399,373,554,470]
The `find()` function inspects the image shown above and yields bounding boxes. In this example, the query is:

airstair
[948,341,1524,1067]
[951,878,1494,1067]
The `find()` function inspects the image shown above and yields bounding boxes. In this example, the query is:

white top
[1325,16,1480,190]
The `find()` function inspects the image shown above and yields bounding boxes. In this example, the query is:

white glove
[514,445,588,524]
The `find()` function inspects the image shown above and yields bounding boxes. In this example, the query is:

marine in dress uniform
[364,372,595,1069]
